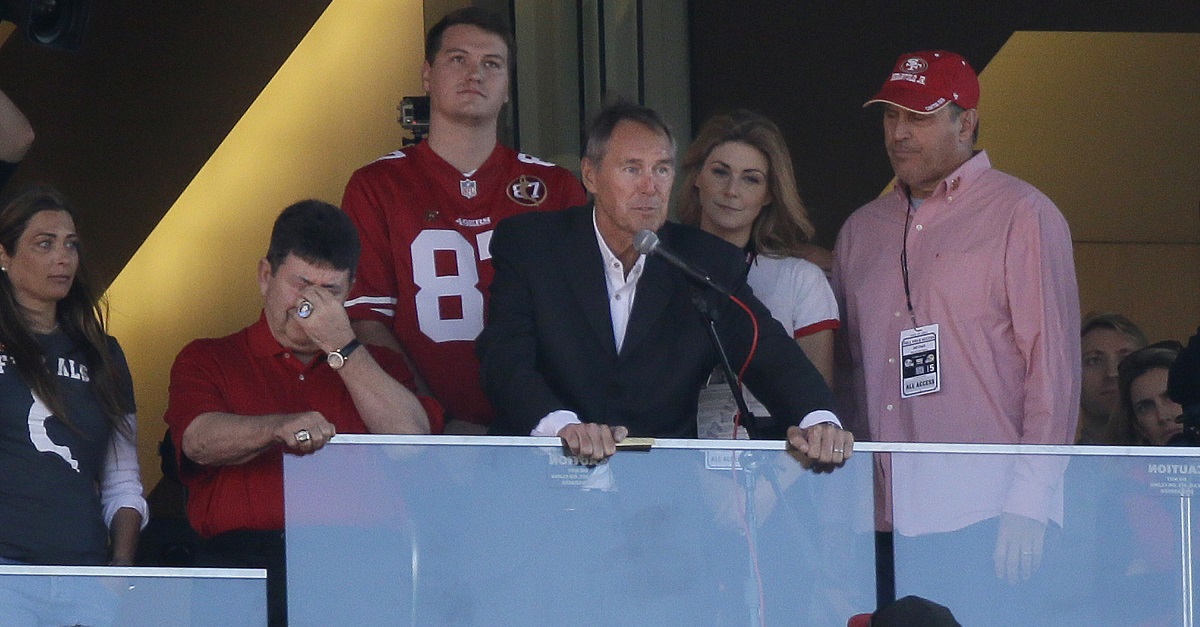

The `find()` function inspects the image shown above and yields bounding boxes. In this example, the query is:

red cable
[728,294,759,440]
[725,294,766,625]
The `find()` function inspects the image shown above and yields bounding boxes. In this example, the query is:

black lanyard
[900,194,919,328]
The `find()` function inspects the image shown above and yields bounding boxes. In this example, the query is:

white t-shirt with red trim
[697,254,838,439]
[745,254,839,339]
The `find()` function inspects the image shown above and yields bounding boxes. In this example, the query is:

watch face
[327,351,346,370]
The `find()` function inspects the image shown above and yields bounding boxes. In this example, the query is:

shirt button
[614,294,622,301]
[888,357,896,364]
[283,353,291,359]
[915,224,923,231]
[886,404,894,411]
[299,374,305,381]
[894,311,902,317]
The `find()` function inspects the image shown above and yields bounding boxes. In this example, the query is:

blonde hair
[676,110,814,257]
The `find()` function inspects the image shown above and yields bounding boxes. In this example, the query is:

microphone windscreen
[633,229,659,255]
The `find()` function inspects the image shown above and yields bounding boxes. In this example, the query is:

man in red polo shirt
[163,200,441,627]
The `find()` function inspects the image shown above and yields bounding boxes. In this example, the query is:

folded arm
[0,88,34,162]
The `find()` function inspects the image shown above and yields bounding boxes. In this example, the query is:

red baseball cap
[847,596,962,627]
[864,50,980,114]
[848,613,873,627]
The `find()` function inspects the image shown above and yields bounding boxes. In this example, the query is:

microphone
[636,229,769,437]
[633,229,731,296]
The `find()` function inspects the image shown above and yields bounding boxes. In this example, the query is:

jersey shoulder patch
[516,153,558,168]
[375,149,409,162]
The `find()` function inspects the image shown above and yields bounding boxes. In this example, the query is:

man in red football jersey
[342,7,587,433]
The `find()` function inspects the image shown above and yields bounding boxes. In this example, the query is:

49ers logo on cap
[508,175,547,207]
[867,50,980,112]
[890,56,930,85]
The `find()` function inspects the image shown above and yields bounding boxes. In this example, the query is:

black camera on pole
[398,95,430,146]
[0,0,92,50]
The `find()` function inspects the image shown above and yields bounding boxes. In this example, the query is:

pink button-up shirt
[834,151,1081,534]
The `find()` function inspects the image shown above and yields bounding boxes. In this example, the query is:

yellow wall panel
[981,32,1200,244]
[1075,242,1200,344]
[980,33,1200,345]
[105,0,425,488]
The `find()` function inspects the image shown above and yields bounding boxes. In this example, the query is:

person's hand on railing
[786,423,854,472]
[994,511,1046,584]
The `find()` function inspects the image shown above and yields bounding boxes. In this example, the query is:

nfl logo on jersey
[460,179,478,199]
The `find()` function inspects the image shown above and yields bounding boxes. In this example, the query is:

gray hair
[583,99,675,165]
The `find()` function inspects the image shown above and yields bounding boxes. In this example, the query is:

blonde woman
[677,111,836,437]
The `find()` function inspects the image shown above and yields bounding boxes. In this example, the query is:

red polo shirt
[164,314,442,537]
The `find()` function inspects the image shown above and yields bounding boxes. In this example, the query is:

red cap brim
[863,83,954,114]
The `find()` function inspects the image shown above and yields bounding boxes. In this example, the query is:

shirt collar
[591,209,647,282]
[247,312,287,358]
[893,149,992,203]
[418,139,501,179]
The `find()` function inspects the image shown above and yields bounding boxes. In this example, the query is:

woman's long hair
[1104,343,1182,445]
[676,110,815,258]
[0,186,132,437]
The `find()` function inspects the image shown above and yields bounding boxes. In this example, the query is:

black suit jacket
[479,204,833,438]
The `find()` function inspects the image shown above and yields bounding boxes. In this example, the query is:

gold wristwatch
[327,339,361,370]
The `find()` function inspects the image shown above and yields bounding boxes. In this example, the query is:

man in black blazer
[478,102,852,465]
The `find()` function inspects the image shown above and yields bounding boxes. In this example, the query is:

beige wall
[105,0,426,488]
[980,32,1200,344]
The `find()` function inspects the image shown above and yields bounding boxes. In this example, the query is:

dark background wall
[5,0,1195,274]
[0,1,330,284]
[689,0,1200,247]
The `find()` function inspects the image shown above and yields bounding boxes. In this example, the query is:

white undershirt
[598,227,646,353]
[531,213,645,436]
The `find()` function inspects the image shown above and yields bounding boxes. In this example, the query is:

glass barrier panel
[285,437,876,626]
[0,565,266,626]
[889,448,1200,626]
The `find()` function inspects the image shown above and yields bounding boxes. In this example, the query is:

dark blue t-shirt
[0,332,134,565]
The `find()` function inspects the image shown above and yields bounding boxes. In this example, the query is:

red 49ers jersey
[342,140,587,426]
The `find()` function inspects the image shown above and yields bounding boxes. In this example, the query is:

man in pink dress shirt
[834,50,1081,622]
